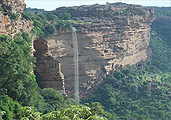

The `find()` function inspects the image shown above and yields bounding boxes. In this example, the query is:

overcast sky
[25,0,171,11]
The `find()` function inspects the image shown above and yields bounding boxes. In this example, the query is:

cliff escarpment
[35,3,154,98]
[0,0,33,38]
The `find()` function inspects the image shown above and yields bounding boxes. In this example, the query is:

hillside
[0,0,170,119]
[0,0,109,119]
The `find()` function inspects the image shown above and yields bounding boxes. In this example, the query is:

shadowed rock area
[35,3,154,98]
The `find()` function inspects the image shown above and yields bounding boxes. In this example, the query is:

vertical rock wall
[35,3,154,98]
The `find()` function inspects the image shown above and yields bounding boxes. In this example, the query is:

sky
[25,0,171,11]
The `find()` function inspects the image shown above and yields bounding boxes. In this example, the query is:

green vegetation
[116,10,127,16]
[153,7,171,17]
[0,8,109,119]
[0,34,53,116]
[0,34,36,105]
[0,7,4,11]
[152,18,171,46]
[16,103,109,120]
[151,7,171,71]
[0,90,108,119]
[150,33,171,72]
[1,5,171,120]
[24,8,45,14]
[85,66,171,119]
[21,12,72,37]
[0,95,21,120]
[22,11,92,38]
[21,12,70,37]
[10,13,20,20]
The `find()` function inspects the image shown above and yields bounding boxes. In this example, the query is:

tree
[45,13,59,23]
[41,104,109,120]
[17,107,41,120]
[0,95,21,120]
[0,34,37,105]
[45,24,56,35]
[39,88,65,110]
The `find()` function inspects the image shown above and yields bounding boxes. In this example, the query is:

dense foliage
[0,34,37,105]
[150,33,171,72]
[16,103,109,120]
[0,93,108,120]
[22,12,72,37]
[1,5,171,120]
[0,34,51,118]
[0,95,21,120]
[86,66,171,119]
[22,11,92,38]
[151,7,171,71]
[153,7,171,17]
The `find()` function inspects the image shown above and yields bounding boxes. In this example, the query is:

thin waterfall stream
[72,27,79,102]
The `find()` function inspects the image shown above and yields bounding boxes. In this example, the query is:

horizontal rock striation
[0,0,33,38]
[34,36,66,94]
[37,3,154,98]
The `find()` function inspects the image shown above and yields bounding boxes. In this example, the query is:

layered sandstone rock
[34,36,66,94]
[0,0,33,38]
[35,3,154,98]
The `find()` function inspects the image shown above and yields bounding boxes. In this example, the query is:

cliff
[34,36,66,94]
[34,3,154,98]
[0,0,33,38]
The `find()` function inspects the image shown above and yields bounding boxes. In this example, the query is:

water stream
[72,27,79,102]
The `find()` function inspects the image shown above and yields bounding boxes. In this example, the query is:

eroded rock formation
[35,3,154,98]
[34,36,66,94]
[0,0,33,38]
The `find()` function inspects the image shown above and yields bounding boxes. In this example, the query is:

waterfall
[72,27,79,102]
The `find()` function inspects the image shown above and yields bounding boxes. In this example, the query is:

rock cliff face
[0,0,33,38]
[35,3,154,98]
[34,36,66,94]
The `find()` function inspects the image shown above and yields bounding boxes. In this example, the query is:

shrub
[0,7,4,11]
[45,24,56,35]
[0,95,21,120]
[10,14,20,20]
[41,104,109,120]
[39,88,65,110]
[17,107,41,120]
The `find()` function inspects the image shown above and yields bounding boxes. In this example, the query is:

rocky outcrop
[34,36,66,94]
[35,3,154,98]
[0,0,33,38]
